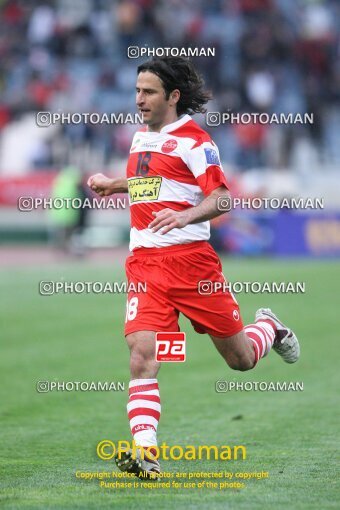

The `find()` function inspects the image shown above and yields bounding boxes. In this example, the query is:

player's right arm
[87,173,128,196]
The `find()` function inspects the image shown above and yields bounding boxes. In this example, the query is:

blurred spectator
[27,5,55,45]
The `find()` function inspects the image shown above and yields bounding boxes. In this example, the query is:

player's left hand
[149,209,189,235]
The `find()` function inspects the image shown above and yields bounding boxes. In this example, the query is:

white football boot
[114,448,160,480]
[255,308,300,363]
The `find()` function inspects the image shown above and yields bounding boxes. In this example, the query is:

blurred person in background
[49,165,91,256]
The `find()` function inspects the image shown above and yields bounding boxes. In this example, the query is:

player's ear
[170,89,180,106]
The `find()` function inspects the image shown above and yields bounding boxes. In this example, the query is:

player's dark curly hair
[137,57,211,116]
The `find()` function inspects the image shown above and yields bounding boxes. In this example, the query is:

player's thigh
[125,254,180,336]
[167,243,243,338]
[210,330,255,370]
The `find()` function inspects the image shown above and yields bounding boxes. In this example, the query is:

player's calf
[211,331,256,371]
[126,331,160,379]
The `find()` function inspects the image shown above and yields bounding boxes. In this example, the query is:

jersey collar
[158,114,191,134]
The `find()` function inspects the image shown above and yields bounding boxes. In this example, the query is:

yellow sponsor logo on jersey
[128,176,162,203]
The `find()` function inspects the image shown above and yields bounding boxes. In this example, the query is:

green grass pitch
[1,257,339,509]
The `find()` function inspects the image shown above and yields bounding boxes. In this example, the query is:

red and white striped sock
[245,320,276,364]
[127,378,161,454]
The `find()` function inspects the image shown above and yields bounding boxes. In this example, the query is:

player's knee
[130,350,157,378]
[226,355,255,372]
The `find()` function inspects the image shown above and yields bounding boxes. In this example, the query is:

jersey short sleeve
[185,138,229,196]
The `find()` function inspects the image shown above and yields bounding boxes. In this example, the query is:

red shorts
[124,241,244,338]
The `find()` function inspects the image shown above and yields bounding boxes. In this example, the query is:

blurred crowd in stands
[0,0,339,174]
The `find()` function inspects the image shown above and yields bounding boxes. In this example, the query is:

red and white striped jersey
[126,114,228,250]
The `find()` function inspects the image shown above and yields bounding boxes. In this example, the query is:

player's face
[136,71,177,130]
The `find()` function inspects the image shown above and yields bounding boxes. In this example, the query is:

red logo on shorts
[233,310,240,321]
[155,332,186,362]
[161,139,178,153]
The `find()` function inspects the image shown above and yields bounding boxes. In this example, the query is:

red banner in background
[0,171,129,208]
[0,172,57,206]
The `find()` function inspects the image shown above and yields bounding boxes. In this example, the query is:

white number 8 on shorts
[125,296,139,322]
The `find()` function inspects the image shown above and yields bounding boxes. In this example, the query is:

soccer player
[88,57,300,479]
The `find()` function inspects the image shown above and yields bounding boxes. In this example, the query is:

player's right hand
[87,173,115,196]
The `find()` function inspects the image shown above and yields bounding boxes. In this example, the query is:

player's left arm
[149,185,229,235]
